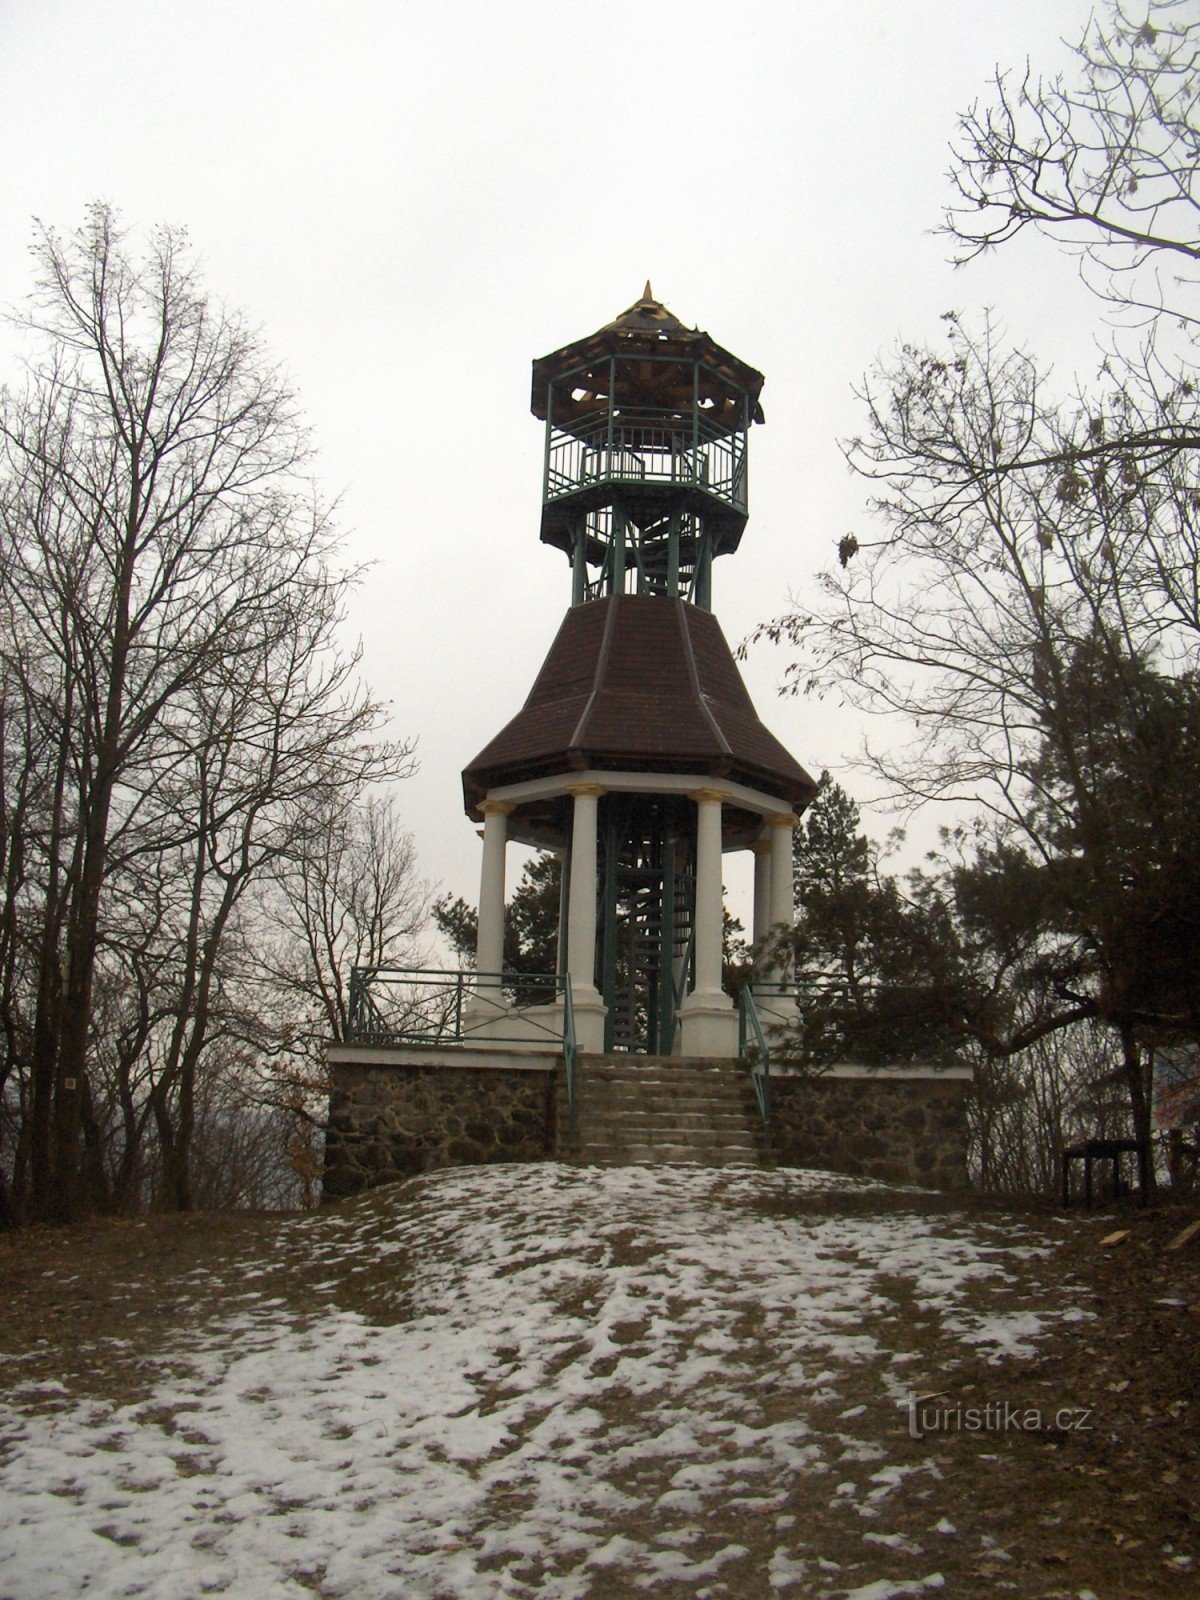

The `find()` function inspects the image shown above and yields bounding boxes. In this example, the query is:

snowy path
[0,1165,1083,1599]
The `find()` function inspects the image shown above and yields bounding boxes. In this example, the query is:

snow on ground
[0,1164,1078,1599]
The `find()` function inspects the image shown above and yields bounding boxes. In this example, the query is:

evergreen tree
[787,776,964,1067]
[433,854,562,995]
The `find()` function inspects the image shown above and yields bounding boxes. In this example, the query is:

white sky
[0,0,1107,930]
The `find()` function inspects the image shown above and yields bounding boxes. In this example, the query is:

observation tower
[324,291,973,1199]
[462,288,817,1056]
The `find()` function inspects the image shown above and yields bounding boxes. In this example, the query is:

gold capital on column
[567,782,606,799]
[767,811,800,829]
[479,798,516,817]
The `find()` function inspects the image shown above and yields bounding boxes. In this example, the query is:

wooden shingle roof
[462,595,816,817]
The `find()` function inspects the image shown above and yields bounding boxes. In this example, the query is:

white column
[475,798,514,983]
[750,811,802,1042]
[768,812,798,930]
[565,783,607,1050]
[766,811,799,983]
[553,847,569,976]
[678,787,739,1057]
[751,836,772,946]
[692,788,726,997]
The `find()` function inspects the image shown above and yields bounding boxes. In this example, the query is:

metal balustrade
[347,967,567,1049]
[545,422,746,511]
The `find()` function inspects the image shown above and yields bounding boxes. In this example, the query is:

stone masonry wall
[770,1073,969,1189]
[323,1062,557,1201]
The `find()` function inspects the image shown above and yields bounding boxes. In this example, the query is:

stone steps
[568,1145,762,1167]
[573,1112,753,1132]
[556,1053,769,1168]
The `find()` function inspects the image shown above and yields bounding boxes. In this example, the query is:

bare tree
[948,2,1199,310]
[749,2,1200,1185]
[755,314,1200,1173]
[944,0,1200,475]
[260,792,429,1052]
[0,206,413,1221]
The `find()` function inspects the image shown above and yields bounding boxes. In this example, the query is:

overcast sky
[1,0,1107,931]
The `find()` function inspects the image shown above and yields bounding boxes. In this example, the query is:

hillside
[0,1166,1197,1599]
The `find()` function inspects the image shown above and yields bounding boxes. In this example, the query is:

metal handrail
[346,966,564,1048]
[545,421,745,510]
[738,985,771,1136]
[669,923,696,1051]
[563,984,579,1138]
[346,967,581,1134]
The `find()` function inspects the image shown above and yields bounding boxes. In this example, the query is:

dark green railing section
[668,923,696,1055]
[738,984,775,1136]
[546,423,747,513]
[347,967,567,1050]
[563,986,579,1139]
[347,965,581,1145]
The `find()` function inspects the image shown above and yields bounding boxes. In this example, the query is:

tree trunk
[51,500,138,1222]
[1120,1025,1156,1199]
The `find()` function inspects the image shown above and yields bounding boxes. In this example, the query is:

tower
[463,289,817,1057]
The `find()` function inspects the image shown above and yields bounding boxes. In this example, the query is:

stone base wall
[323,1060,557,1201]
[322,1051,971,1200]
[770,1072,970,1189]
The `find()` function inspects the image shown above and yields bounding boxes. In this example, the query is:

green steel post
[556,836,571,977]
[572,520,586,605]
[695,529,712,610]
[658,836,677,1053]
[606,355,615,467]
[543,379,555,502]
[600,807,619,1051]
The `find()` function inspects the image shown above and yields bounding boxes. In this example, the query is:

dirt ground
[1,1179,1197,1599]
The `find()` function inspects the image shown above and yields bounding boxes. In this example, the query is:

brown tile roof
[463,596,817,816]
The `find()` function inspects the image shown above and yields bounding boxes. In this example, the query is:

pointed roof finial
[643,279,655,302]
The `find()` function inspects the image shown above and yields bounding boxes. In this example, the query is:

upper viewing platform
[532,287,765,562]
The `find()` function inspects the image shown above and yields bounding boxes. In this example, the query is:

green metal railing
[738,985,775,1135]
[347,964,582,1146]
[545,420,746,511]
[563,985,579,1138]
[347,967,566,1050]
[668,923,696,1054]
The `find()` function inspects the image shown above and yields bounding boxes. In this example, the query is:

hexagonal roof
[463,594,816,817]
[530,287,765,424]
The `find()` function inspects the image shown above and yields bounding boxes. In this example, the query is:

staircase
[556,1054,769,1167]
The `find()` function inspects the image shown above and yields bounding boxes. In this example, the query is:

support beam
[751,836,772,946]
[692,788,726,997]
[768,813,797,923]
[566,783,607,1050]
[475,799,514,984]
[554,845,570,976]
[750,811,803,1042]
[679,787,738,1056]
[571,522,587,605]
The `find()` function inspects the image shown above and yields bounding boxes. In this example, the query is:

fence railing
[347,967,567,1051]
[563,985,579,1138]
[738,984,782,1135]
[545,422,746,510]
[669,924,696,1054]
